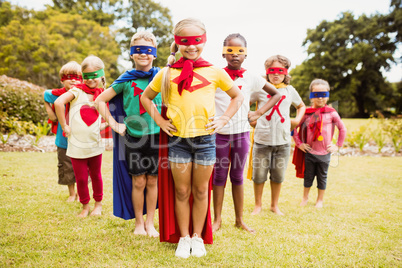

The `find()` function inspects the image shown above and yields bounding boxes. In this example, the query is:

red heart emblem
[80,105,99,126]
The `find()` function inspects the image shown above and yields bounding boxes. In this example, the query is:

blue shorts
[168,134,216,166]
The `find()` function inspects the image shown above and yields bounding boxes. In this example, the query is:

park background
[0,0,401,267]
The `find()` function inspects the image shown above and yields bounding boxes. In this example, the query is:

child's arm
[291,102,306,131]
[327,114,347,153]
[43,91,57,122]
[206,85,244,134]
[100,121,109,131]
[54,92,75,137]
[293,117,311,153]
[248,82,281,124]
[95,87,126,136]
[141,86,177,137]
[44,101,57,122]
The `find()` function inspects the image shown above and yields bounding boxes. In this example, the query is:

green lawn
[1,152,401,267]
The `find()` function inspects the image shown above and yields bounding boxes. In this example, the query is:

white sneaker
[175,235,191,258]
[190,234,206,257]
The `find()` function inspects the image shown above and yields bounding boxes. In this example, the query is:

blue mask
[130,46,157,58]
[310,92,329,99]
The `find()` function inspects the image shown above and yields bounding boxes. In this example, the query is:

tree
[51,0,120,27]
[291,6,400,118]
[116,0,173,67]
[50,0,174,68]
[0,5,120,88]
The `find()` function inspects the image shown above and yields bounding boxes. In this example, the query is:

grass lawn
[1,151,401,267]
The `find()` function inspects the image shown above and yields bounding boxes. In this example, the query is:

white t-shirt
[215,70,266,135]
[66,87,104,159]
[250,85,302,146]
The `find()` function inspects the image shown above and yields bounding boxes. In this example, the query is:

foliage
[371,128,387,153]
[0,3,121,88]
[1,153,401,266]
[0,75,47,124]
[381,118,402,152]
[49,0,174,68]
[291,3,401,118]
[346,124,370,151]
[51,0,120,27]
[115,0,174,68]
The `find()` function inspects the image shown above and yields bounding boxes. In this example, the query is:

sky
[10,0,401,82]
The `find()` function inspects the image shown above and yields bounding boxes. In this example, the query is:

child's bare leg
[171,162,192,237]
[252,182,264,215]
[301,187,310,206]
[315,189,325,208]
[212,185,225,232]
[78,203,90,218]
[132,174,147,235]
[232,184,255,233]
[67,184,76,202]
[144,174,159,237]
[90,201,102,216]
[192,163,214,236]
[270,181,284,215]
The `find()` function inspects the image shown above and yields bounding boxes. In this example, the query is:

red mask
[174,33,207,46]
[266,67,288,75]
[61,74,83,82]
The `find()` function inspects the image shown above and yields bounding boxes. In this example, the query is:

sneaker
[190,234,206,257]
[175,235,191,258]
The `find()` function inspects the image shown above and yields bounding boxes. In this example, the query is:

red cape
[158,106,213,244]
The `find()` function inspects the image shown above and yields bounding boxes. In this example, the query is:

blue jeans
[168,134,216,166]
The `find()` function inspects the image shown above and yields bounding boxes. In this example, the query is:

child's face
[61,75,81,90]
[267,61,286,85]
[130,38,156,71]
[177,26,205,61]
[223,38,246,70]
[83,66,102,89]
[311,84,329,108]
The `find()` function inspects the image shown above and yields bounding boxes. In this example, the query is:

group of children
[44,17,346,258]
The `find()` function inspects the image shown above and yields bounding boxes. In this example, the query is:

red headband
[61,74,83,82]
[266,67,288,75]
[174,33,207,46]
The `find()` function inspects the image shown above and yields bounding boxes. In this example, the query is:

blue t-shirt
[44,90,68,149]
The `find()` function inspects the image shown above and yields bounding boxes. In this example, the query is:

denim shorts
[168,134,216,166]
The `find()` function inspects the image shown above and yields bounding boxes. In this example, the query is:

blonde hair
[81,55,106,90]
[264,55,292,85]
[309,78,330,92]
[59,61,82,78]
[130,31,157,47]
[161,18,206,104]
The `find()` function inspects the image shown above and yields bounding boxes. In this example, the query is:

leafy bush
[0,75,47,124]
[381,118,402,153]
[346,125,369,151]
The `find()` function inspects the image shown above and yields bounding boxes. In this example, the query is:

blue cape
[110,67,160,220]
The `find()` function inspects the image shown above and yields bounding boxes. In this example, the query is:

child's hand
[299,143,311,153]
[248,111,262,125]
[327,144,339,153]
[63,125,71,137]
[160,119,177,137]
[205,116,230,134]
[249,120,257,128]
[113,123,126,136]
